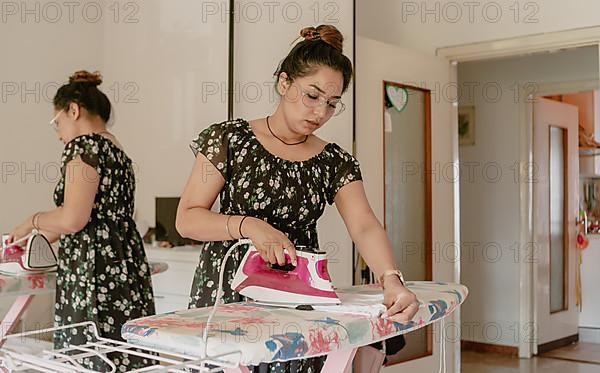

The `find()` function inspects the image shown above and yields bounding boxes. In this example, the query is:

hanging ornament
[576,208,589,311]
[385,84,409,113]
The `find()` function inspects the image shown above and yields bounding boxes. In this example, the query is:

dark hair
[53,70,111,123]
[275,24,353,94]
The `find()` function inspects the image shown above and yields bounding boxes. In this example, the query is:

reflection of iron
[0,231,57,275]
[231,243,341,307]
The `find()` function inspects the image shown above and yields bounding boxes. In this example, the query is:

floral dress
[53,134,155,371]
[188,118,362,373]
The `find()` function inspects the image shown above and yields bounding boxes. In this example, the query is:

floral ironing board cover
[122,281,468,366]
[0,273,55,296]
[0,262,168,297]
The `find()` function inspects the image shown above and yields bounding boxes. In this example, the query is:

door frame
[438,27,600,358]
[522,80,598,357]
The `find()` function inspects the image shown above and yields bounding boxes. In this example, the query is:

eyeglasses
[296,86,346,116]
[49,111,61,131]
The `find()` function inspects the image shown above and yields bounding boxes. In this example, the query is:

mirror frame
[382,80,434,364]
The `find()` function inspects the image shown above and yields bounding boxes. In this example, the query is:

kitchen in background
[550,90,600,344]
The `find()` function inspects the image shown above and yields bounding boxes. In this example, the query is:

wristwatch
[378,269,406,288]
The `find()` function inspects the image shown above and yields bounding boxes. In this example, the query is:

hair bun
[69,70,103,86]
[300,24,344,53]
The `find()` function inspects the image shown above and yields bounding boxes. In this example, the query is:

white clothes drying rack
[0,321,242,372]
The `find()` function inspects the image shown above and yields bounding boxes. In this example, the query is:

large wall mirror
[383,81,433,364]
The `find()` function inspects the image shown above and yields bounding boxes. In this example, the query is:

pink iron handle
[260,244,314,270]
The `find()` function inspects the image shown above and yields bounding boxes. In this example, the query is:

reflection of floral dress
[188,119,362,372]
[53,134,155,370]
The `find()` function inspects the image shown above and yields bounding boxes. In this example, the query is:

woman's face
[51,103,80,144]
[279,66,344,135]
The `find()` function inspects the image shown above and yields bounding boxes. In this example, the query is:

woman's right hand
[6,216,35,246]
[242,217,297,266]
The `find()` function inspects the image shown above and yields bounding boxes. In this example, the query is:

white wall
[101,0,229,225]
[358,0,600,55]
[458,45,599,347]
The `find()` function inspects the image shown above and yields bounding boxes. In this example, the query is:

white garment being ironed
[313,291,387,317]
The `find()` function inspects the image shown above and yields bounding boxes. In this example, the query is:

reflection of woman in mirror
[7,71,155,370]
[177,25,417,371]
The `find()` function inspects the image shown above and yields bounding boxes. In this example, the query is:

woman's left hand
[6,217,34,246]
[382,278,419,323]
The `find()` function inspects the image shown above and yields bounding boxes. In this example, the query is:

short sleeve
[61,135,101,173]
[327,148,363,205]
[190,121,233,180]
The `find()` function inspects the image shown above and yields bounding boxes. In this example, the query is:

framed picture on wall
[458,105,476,146]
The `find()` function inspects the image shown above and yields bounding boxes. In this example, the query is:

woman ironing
[7,70,155,370]
[176,25,418,372]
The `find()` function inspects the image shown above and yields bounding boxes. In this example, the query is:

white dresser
[144,245,201,314]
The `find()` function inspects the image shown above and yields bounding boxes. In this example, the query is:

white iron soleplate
[0,262,54,276]
[240,285,341,307]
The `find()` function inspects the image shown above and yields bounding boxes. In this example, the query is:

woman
[8,70,155,370]
[176,25,418,371]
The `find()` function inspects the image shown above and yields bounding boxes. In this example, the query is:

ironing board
[122,281,468,372]
[0,261,168,347]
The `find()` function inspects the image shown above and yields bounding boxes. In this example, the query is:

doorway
[455,45,599,360]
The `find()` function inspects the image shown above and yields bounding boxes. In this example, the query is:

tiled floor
[462,349,600,373]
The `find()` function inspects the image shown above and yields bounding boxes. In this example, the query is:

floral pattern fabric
[52,134,156,371]
[122,281,468,367]
[0,273,55,296]
[187,118,363,372]
[0,262,167,297]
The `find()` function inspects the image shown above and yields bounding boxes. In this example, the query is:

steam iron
[1,230,58,275]
[231,243,341,308]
